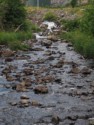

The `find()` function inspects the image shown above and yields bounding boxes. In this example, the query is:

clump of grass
[44,12,57,21]
[61,19,80,31]
[0,21,40,50]
[0,31,32,50]
[62,30,94,58]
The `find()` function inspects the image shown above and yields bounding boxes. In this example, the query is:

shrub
[44,12,57,21]
[80,5,94,35]
[0,0,26,30]
[61,19,80,31]
[71,0,78,8]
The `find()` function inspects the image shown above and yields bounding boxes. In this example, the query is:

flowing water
[0,21,94,125]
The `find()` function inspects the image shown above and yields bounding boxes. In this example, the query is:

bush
[44,12,57,21]
[61,19,80,31]
[62,30,94,58]
[0,0,26,30]
[80,5,94,35]
[71,0,78,8]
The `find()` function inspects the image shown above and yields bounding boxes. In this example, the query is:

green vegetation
[71,0,78,8]
[0,0,26,30]
[80,5,94,36]
[62,31,94,58]
[61,19,80,31]
[0,21,39,50]
[61,4,94,58]
[44,12,57,21]
[0,0,40,50]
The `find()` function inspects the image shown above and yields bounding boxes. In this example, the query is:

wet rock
[51,115,60,124]
[47,56,55,61]
[41,40,52,47]
[67,43,73,47]
[6,75,16,81]
[9,101,17,106]
[40,23,48,31]
[16,82,28,92]
[47,35,58,42]
[5,84,11,89]
[31,48,44,51]
[89,118,94,125]
[31,100,42,106]
[54,59,64,68]
[2,67,11,74]
[81,67,92,75]
[5,57,13,62]
[67,116,78,121]
[1,49,15,57]
[20,94,29,100]
[55,78,62,83]
[70,67,80,74]
[19,99,30,107]
[23,78,32,87]
[68,88,78,96]
[23,68,34,75]
[34,85,48,94]
[36,75,54,84]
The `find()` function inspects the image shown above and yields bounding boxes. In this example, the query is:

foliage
[61,30,94,58]
[0,0,26,31]
[44,12,57,21]
[71,0,78,8]
[0,31,32,50]
[61,19,80,31]
[80,5,94,36]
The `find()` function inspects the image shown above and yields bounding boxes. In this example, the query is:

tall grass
[62,30,94,58]
[0,21,40,50]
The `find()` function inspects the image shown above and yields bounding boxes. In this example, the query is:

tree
[71,0,78,7]
[0,0,26,30]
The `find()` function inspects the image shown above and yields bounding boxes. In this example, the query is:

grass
[0,31,32,50]
[43,12,57,21]
[0,21,40,50]
[61,30,94,58]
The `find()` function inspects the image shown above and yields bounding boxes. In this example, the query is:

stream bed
[0,21,94,125]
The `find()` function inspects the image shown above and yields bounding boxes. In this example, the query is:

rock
[6,75,15,81]
[41,40,52,47]
[70,67,80,74]
[19,99,30,107]
[1,49,15,57]
[31,100,42,106]
[34,85,48,94]
[36,75,54,84]
[67,43,73,47]
[40,24,48,31]
[47,35,58,42]
[10,102,17,106]
[52,115,60,124]
[54,59,64,68]
[81,67,92,75]
[5,57,13,62]
[89,118,94,125]
[16,82,27,92]
[20,95,29,100]
[61,13,65,17]
[23,68,34,75]
[2,67,11,74]
[31,48,44,51]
